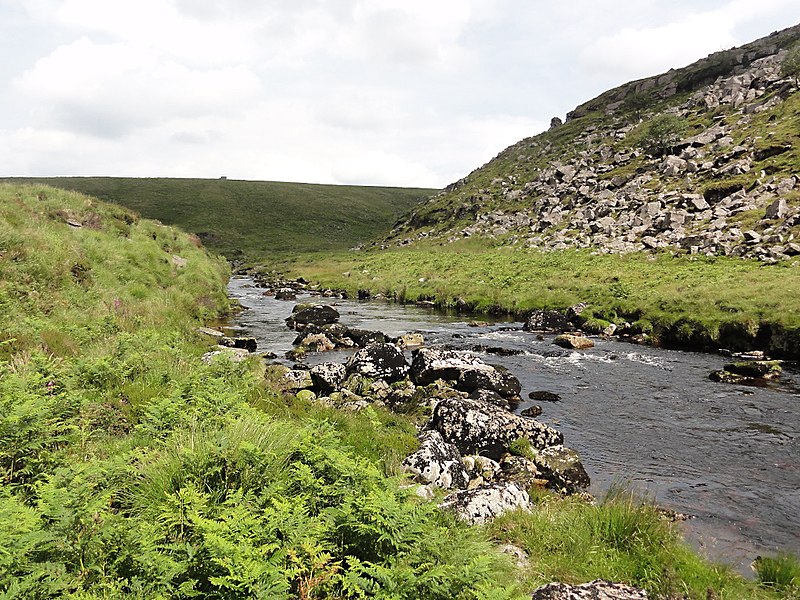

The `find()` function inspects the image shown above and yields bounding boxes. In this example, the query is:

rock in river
[553,334,595,350]
[346,343,409,382]
[286,303,340,330]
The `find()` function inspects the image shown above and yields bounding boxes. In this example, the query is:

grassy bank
[266,242,800,356]
[2,184,797,598]
[0,177,434,262]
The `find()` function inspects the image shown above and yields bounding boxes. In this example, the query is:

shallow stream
[227,276,799,575]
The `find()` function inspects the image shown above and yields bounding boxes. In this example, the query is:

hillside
[386,23,800,263]
[0,177,434,263]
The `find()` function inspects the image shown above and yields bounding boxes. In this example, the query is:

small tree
[782,42,800,86]
[623,92,651,122]
[641,114,687,157]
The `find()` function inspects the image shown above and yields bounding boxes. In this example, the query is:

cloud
[14,37,262,137]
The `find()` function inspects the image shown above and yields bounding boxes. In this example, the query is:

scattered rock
[286,304,339,330]
[523,310,570,333]
[528,391,561,402]
[310,362,347,394]
[396,332,425,349]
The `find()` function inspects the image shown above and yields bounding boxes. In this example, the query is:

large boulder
[429,397,563,460]
[286,303,339,330]
[530,580,648,599]
[410,348,486,385]
[346,343,409,382]
[439,482,530,524]
[523,310,570,333]
[310,362,347,394]
[533,445,590,493]
[346,328,388,347]
[401,430,469,490]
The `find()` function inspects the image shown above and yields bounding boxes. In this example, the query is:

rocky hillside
[386,23,800,263]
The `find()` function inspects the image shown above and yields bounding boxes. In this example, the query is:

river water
[227,276,800,575]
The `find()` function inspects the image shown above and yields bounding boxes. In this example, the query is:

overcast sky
[1,1,798,188]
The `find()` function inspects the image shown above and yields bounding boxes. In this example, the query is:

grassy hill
[0,177,434,263]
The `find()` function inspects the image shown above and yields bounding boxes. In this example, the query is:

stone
[521,405,543,417]
[429,397,563,460]
[764,198,788,220]
[200,347,250,364]
[402,430,470,490]
[530,580,649,599]
[281,369,314,390]
[396,332,425,349]
[410,348,487,385]
[295,389,316,402]
[439,482,530,524]
[219,336,258,352]
[300,333,335,352]
[523,310,570,333]
[469,388,512,410]
[346,343,409,382]
[456,364,522,399]
[723,360,782,379]
[286,304,339,330]
[310,362,347,394]
[661,155,687,177]
[346,328,388,347]
[683,194,710,211]
[499,454,540,488]
[275,288,297,301]
[532,445,591,493]
[743,230,762,243]
[553,334,595,350]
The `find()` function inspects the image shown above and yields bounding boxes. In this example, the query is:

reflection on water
[227,276,800,574]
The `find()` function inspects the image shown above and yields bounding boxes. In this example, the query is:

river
[226,276,800,575]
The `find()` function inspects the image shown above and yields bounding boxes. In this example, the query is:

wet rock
[346,343,409,382]
[469,388,512,410]
[530,580,648,600]
[402,430,469,490]
[533,445,591,493]
[429,397,563,460]
[286,303,339,330]
[310,362,346,394]
[521,405,543,417]
[274,288,297,301]
[523,310,570,333]
[528,390,561,402]
[553,334,595,350]
[410,348,487,385]
[439,482,530,524]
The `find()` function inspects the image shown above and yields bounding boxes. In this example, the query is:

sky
[1,1,798,188]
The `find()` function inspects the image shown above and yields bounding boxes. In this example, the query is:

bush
[782,43,800,86]
[638,114,687,156]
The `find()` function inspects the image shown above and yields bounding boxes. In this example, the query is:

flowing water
[227,276,800,575]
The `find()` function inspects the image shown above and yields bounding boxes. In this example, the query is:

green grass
[0,177,434,263]
[268,243,800,355]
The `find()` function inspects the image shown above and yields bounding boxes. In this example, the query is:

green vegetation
[0,177,434,264]
[782,42,800,86]
[268,243,800,353]
[633,114,687,157]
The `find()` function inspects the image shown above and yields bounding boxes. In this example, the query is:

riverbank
[262,243,800,359]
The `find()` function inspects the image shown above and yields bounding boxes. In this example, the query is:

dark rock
[529,391,561,402]
[402,430,469,490]
[523,310,570,333]
[439,482,530,524]
[521,405,543,417]
[286,304,339,330]
[346,343,409,382]
[499,454,540,488]
[429,397,563,460]
[310,362,347,394]
[530,580,648,599]
[274,288,297,301]
[533,445,590,493]
[566,302,589,322]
